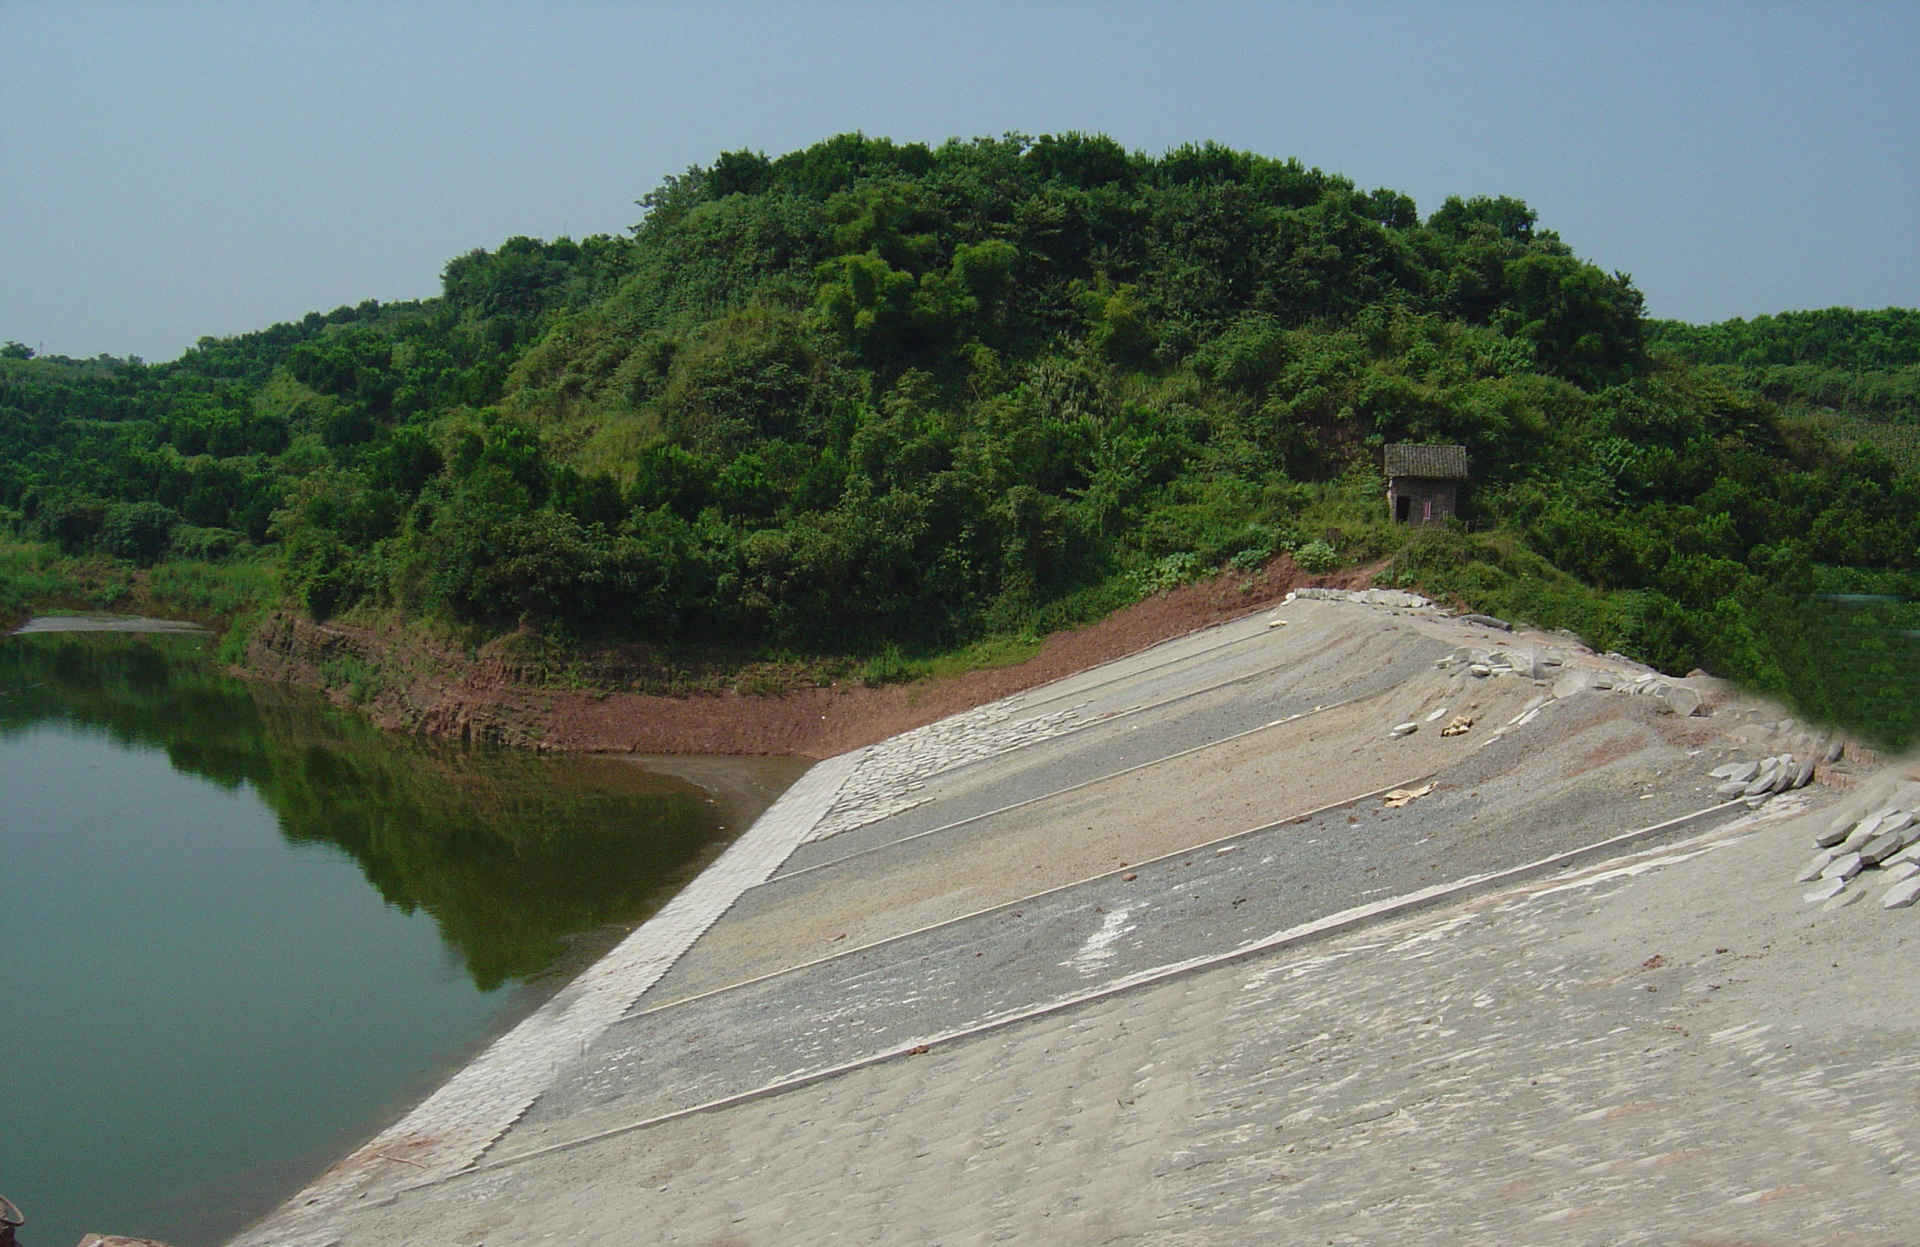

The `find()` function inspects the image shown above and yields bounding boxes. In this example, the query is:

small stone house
[1384,444,1468,528]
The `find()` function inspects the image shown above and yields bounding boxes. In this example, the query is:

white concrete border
[230,751,862,1246]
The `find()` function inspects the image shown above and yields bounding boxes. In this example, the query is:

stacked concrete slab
[1797,779,1920,910]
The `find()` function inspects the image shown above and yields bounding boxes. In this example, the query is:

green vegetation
[0,538,132,616]
[0,630,730,988]
[1649,309,1920,474]
[1649,307,1920,415]
[5,133,1920,742]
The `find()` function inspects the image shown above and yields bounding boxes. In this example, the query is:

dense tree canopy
[4,133,1918,739]
[1649,308,1920,420]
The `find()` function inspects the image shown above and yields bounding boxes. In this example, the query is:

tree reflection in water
[1,631,736,989]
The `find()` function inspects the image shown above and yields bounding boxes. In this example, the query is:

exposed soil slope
[243,558,1375,757]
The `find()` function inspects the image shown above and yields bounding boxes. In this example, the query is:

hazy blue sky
[3,1,1915,362]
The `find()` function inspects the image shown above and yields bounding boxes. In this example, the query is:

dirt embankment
[241,557,1375,758]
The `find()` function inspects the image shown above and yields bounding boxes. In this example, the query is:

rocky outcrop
[241,613,556,748]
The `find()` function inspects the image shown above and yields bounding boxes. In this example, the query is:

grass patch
[856,646,915,687]
[920,631,1047,681]
[0,538,132,619]
[0,540,74,618]
[318,653,383,704]
[145,557,281,624]
[862,571,1144,686]
[1806,409,1920,476]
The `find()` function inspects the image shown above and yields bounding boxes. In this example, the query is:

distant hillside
[4,134,1920,742]
[1649,307,1920,479]
[1651,307,1920,370]
[1651,306,1920,416]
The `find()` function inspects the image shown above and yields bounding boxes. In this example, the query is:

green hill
[1649,308,1920,473]
[5,134,1919,742]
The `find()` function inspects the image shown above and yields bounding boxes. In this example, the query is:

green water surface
[0,629,797,1247]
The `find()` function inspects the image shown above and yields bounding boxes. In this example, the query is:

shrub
[1293,539,1340,574]
[858,646,915,687]
[146,557,280,622]
[319,654,382,704]
[1134,551,1202,595]
[1227,546,1265,572]
[99,502,179,565]
[170,525,245,562]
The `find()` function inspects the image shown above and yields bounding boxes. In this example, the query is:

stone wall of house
[1387,476,1458,527]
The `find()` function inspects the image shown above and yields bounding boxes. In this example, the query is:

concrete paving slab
[230,597,1880,1247]
[298,789,1918,1247]
[778,610,1452,872]
[495,700,1745,1159]
[658,679,1543,1002]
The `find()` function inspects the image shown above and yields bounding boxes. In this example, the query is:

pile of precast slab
[1709,753,1819,806]
[1796,787,1920,912]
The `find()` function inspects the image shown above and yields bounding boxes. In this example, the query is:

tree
[99,501,179,564]
[1497,253,1647,387]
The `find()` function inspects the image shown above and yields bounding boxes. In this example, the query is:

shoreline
[237,556,1376,758]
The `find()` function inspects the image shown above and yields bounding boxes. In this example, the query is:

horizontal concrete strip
[770,692,1370,886]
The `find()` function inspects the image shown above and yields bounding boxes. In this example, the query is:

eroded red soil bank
[242,558,1373,757]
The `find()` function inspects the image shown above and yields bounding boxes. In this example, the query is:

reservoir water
[0,624,804,1247]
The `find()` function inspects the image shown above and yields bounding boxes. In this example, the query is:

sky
[2,0,1916,363]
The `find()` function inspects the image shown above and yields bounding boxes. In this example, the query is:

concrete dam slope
[232,594,1920,1246]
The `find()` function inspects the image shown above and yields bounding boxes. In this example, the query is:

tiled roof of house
[1384,443,1469,478]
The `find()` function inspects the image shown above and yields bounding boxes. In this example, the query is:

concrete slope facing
[497,658,1751,1159]
[232,594,1881,1246]
[317,782,1920,1246]
[224,750,861,1247]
